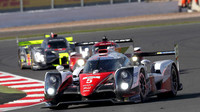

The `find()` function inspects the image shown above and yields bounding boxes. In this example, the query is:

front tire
[139,69,147,102]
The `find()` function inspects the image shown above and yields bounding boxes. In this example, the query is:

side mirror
[141,59,151,65]
[134,47,141,52]
[93,70,99,74]
[56,65,64,71]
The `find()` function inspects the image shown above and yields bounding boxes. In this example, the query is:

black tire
[31,55,37,71]
[168,65,178,97]
[157,65,178,98]
[18,54,24,69]
[139,69,147,102]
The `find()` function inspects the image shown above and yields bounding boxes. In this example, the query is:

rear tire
[157,65,178,98]
[168,65,178,97]
[18,55,24,69]
[31,55,37,71]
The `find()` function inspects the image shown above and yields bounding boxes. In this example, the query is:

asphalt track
[0,22,200,112]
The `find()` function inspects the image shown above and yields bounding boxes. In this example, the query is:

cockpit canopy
[83,52,130,73]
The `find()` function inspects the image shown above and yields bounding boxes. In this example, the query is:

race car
[75,37,133,58]
[17,33,84,71]
[44,44,183,109]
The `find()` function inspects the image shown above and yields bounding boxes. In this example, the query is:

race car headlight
[49,76,57,84]
[132,56,138,62]
[77,59,85,67]
[121,82,129,90]
[35,52,45,62]
[121,71,131,82]
[47,87,55,96]
[121,71,128,79]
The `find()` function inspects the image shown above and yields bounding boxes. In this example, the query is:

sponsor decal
[83,76,101,84]
[0,0,20,9]
[83,86,91,90]
[83,84,93,87]
[104,83,113,86]
[82,76,101,80]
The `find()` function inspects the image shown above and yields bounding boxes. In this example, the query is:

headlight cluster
[120,71,131,90]
[35,52,45,62]
[45,73,61,98]
[47,76,58,96]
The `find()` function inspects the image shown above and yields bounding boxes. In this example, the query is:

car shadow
[180,68,200,75]
[63,92,200,110]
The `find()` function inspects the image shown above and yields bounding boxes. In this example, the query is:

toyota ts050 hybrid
[43,43,183,109]
[17,33,84,71]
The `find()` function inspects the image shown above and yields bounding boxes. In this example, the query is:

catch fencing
[0,0,144,13]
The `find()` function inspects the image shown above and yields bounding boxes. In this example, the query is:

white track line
[23,89,44,92]
[26,94,44,97]
[0,77,23,81]
[0,81,37,85]
[8,99,43,104]
[9,84,44,88]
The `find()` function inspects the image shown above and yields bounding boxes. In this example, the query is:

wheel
[18,55,25,69]
[168,65,179,97]
[139,69,147,102]
[31,55,37,71]
[157,65,179,98]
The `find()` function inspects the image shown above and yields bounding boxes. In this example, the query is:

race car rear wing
[75,38,133,46]
[17,36,74,46]
[18,39,44,46]
[134,44,179,71]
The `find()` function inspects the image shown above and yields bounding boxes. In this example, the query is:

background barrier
[0,0,143,13]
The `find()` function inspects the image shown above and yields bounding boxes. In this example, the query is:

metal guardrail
[0,0,143,13]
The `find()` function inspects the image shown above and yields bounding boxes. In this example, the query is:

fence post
[20,0,23,12]
[81,0,84,7]
[51,0,54,9]
[138,0,141,2]
[128,0,131,3]
[110,0,113,4]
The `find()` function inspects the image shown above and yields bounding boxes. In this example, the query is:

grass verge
[0,85,24,94]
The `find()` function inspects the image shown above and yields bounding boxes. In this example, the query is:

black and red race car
[17,33,84,71]
[43,43,182,109]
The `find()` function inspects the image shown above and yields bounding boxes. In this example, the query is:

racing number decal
[83,76,101,83]
[86,79,92,83]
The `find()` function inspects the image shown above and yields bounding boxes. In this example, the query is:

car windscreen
[83,58,123,73]
[48,41,67,49]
